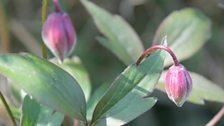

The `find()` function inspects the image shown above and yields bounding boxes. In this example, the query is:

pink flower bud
[42,11,76,62]
[165,64,192,107]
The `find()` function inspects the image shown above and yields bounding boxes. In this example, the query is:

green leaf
[91,50,166,125]
[87,84,108,121]
[94,93,157,126]
[20,95,40,126]
[36,106,64,126]
[20,95,64,126]
[81,0,144,65]
[0,53,86,120]
[156,71,224,105]
[10,106,20,120]
[51,56,91,101]
[153,8,211,66]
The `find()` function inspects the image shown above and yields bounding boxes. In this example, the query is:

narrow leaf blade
[87,84,108,121]
[21,95,40,126]
[94,92,157,126]
[81,0,144,65]
[92,50,166,125]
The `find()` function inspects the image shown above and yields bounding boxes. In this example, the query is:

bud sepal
[165,64,192,107]
[136,41,193,107]
[42,0,76,62]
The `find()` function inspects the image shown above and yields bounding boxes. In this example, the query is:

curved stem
[41,0,48,59]
[0,92,16,126]
[206,106,224,126]
[136,45,179,66]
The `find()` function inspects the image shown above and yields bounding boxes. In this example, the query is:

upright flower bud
[42,0,76,62]
[165,64,192,107]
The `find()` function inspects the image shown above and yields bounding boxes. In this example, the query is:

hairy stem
[136,45,179,66]
[0,92,16,126]
[41,0,48,59]
[206,106,224,126]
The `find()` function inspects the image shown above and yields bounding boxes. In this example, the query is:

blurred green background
[0,0,224,126]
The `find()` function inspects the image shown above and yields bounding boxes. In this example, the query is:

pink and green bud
[136,42,192,107]
[165,64,192,107]
[42,0,76,62]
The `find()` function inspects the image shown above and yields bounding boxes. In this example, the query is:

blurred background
[0,0,224,126]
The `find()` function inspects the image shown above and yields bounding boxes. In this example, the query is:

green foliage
[156,71,224,105]
[81,0,224,106]
[51,56,91,101]
[20,96,40,126]
[87,84,108,121]
[36,105,64,126]
[10,106,20,120]
[153,8,212,66]
[20,95,64,126]
[79,1,224,125]
[0,53,86,120]
[81,0,144,65]
[94,96,157,126]
[91,50,165,125]
[0,1,223,126]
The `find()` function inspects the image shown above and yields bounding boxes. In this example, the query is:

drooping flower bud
[165,64,192,107]
[136,42,193,107]
[42,0,76,62]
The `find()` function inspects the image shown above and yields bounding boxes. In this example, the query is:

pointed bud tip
[42,11,76,61]
[162,35,168,47]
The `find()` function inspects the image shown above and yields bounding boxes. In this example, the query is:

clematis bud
[136,42,193,107]
[42,0,76,62]
[165,64,192,107]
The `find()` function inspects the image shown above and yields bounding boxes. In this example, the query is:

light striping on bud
[136,40,193,107]
[42,0,76,62]
[165,64,192,107]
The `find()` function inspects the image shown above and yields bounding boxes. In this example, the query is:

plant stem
[53,0,61,12]
[136,45,179,66]
[41,0,48,59]
[206,106,224,126]
[0,2,10,53]
[0,92,16,126]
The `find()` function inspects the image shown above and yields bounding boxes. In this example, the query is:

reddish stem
[206,106,224,126]
[73,119,80,126]
[136,45,179,66]
[53,0,61,12]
